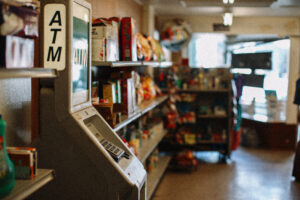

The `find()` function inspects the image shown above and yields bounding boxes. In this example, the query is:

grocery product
[0,115,15,198]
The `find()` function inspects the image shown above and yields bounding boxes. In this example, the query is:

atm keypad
[100,139,129,162]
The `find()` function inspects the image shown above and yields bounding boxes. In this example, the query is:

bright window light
[223,12,233,26]
[223,0,234,4]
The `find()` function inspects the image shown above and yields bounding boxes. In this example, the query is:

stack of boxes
[92,17,137,62]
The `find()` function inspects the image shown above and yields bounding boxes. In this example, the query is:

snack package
[120,17,137,61]
[147,36,165,61]
[141,75,156,101]
[7,147,37,180]
[136,33,152,61]
[0,2,38,37]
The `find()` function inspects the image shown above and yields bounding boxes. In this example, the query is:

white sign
[44,4,66,70]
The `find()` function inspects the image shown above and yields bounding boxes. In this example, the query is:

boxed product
[102,82,117,104]
[92,18,119,62]
[93,102,115,127]
[0,2,39,37]
[120,17,137,61]
[0,35,34,68]
[7,147,37,180]
[92,38,106,62]
[92,81,99,104]
[121,77,137,115]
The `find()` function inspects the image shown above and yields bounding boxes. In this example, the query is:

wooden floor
[152,147,300,200]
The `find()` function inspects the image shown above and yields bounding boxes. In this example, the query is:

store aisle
[152,147,300,200]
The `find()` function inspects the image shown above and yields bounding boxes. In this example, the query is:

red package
[120,17,137,61]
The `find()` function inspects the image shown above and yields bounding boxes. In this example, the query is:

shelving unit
[147,156,171,200]
[137,129,167,163]
[160,68,233,160]
[0,68,56,197]
[92,60,173,199]
[0,68,57,79]
[4,169,55,200]
[113,95,168,132]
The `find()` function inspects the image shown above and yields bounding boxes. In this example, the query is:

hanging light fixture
[223,12,233,26]
[223,0,234,4]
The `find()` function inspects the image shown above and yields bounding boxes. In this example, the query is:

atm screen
[71,2,90,106]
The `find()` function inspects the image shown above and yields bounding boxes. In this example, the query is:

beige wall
[89,0,143,32]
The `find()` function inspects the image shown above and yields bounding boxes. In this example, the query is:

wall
[157,15,300,124]
[89,0,143,32]
[0,79,32,146]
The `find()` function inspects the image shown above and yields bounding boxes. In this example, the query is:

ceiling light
[223,0,234,4]
[223,12,233,26]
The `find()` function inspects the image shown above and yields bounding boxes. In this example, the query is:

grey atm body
[33,0,147,199]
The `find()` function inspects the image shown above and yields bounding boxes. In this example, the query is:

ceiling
[138,0,300,16]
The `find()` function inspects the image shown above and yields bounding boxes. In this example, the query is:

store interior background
[1,0,300,198]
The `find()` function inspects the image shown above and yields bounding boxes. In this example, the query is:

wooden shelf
[113,95,168,131]
[4,169,55,200]
[147,156,171,200]
[137,130,167,163]
[0,68,57,79]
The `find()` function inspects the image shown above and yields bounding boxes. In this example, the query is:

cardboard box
[7,147,37,180]
[92,38,106,62]
[120,17,137,61]
[103,82,117,104]
[0,35,34,68]
[92,18,119,62]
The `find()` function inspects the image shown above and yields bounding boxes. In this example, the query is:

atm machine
[33,0,147,199]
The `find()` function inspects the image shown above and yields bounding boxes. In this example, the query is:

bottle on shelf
[0,115,15,198]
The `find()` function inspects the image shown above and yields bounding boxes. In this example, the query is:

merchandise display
[7,147,37,180]
[91,15,167,64]
[92,18,119,62]
[168,150,198,172]
[0,115,15,198]
[92,68,164,128]
[136,33,152,61]
[156,66,233,160]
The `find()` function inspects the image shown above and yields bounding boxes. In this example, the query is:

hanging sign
[44,4,66,70]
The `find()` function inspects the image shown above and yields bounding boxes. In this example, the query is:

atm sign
[44,4,66,70]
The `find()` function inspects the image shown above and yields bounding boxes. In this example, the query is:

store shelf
[0,68,57,79]
[197,114,228,119]
[142,61,172,68]
[92,61,172,68]
[137,130,167,163]
[113,95,168,132]
[4,169,55,200]
[147,156,171,200]
[92,61,143,67]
